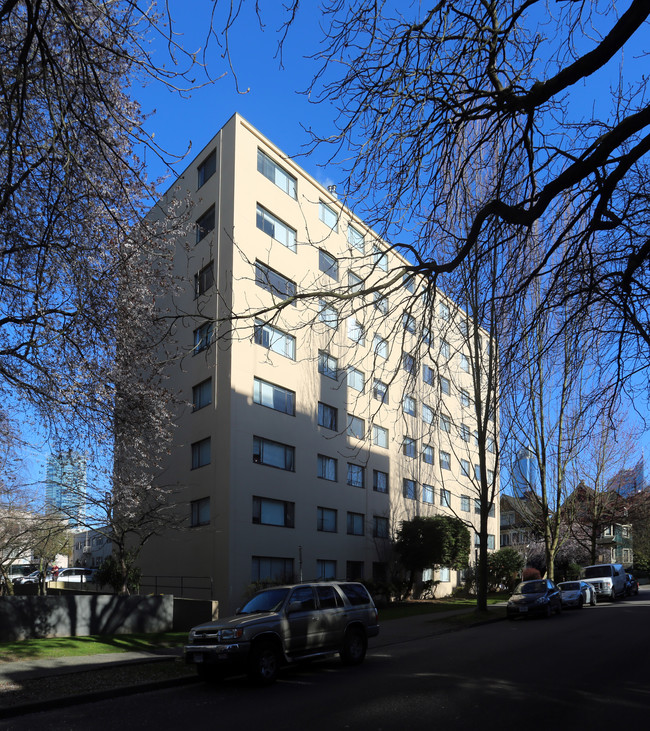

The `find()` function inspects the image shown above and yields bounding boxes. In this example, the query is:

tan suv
[184,582,379,684]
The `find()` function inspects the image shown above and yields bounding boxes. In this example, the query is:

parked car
[184,581,379,684]
[54,567,96,583]
[13,570,42,585]
[625,574,639,596]
[506,579,563,619]
[581,563,627,601]
[557,580,597,609]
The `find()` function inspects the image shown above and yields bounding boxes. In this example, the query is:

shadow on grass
[0,632,187,663]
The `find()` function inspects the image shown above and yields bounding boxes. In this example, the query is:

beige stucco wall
[137,113,499,613]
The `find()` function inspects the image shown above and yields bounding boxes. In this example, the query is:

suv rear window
[317,585,343,609]
[339,583,371,606]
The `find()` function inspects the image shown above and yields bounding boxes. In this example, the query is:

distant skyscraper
[512,448,538,496]
[45,450,87,527]
[606,456,645,497]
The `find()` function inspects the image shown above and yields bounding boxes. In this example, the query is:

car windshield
[559,582,580,591]
[515,581,546,594]
[584,566,611,578]
[239,588,290,614]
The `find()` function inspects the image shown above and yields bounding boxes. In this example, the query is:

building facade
[45,450,87,527]
[136,114,499,613]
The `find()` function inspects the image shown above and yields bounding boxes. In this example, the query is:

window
[253,436,295,471]
[317,559,337,580]
[255,261,297,303]
[440,488,451,507]
[256,205,297,252]
[196,206,215,244]
[347,512,365,536]
[197,150,216,188]
[439,302,450,321]
[373,335,388,359]
[461,459,470,477]
[373,470,388,493]
[460,389,470,407]
[422,404,435,425]
[460,423,470,442]
[403,479,417,500]
[403,273,415,293]
[319,249,339,280]
[252,556,294,583]
[439,567,450,582]
[423,365,435,385]
[487,534,496,550]
[347,317,365,344]
[440,339,450,358]
[317,507,337,532]
[318,454,338,481]
[373,379,388,403]
[252,497,295,528]
[192,379,212,411]
[254,378,295,415]
[373,516,389,538]
[440,414,451,433]
[254,320,296,360]
[346,561,364,581]
[257,148,296,198]
[459,319,469,337]
[373,292,388,313]
[347,366,364,391]
[403,395,416,416]
[440,450,451,470]
[403,313,416,334]
[372,424,388,448]
[372,244,388,271]
[474,499,481,514]
[347,464,365,488]
[422,444,434,464]
[461,495,470,512]
[318,350,338,379]
[191,438,211,469]
[402,352,416,375]
[347,414,365,440]
[348,271,363,292]
[440,376,450,395]
[475,464,482,481]
[460,353,470,373]
[422,484,435,504]
[319,300,338,328]
[403,437,416,458]
[193,322,214,353]
[348,224,364,252]
[487,437,495,453]
[195,262,214,297]
[190,497,210,526]
[318,402,338,430]
[422,327,432,345]
[319,201,339,230]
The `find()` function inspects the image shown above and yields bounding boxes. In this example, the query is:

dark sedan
[507,579,563,619]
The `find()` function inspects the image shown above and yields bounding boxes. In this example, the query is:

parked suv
[184,581,379,684]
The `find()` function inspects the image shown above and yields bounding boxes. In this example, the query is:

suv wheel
[340,627,367,665]
[248,641,280,685]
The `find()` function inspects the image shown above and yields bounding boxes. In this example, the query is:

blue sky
[136,1,339,189]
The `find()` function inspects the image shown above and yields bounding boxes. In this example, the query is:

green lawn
[379,595,507,621]
[0,632,187,663]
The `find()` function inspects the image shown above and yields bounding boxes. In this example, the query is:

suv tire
[340,627,367,665]
[248,641,281,685]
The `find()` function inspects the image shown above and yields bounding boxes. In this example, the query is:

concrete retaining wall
[0,594,220,641]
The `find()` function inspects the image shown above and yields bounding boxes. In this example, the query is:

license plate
[519,606,528,613]
[193,653,204,663]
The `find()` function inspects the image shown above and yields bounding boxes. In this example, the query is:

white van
[582,563,627,601]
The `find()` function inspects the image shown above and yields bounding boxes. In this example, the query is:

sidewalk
[0,605,505,719]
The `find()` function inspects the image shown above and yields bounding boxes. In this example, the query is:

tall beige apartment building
[137,113,499,613]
